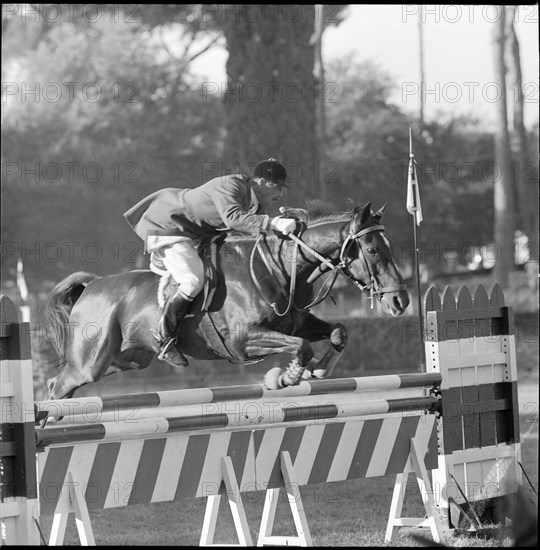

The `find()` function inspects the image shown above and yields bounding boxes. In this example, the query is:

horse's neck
[225,222,344,278]
[289,221,344,276]
[303,222,343,256]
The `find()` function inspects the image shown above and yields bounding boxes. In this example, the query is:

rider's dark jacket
[124,175,271,252]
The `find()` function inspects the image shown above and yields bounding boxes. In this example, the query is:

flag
[17,256,29,302]
[406,129,423,225]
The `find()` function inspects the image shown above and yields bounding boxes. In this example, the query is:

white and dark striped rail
[35,395,438,447]
[35,371,441,420]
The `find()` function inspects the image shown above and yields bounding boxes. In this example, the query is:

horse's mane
[225,208,357,242]
[281,206,360,228]
[307,210,354,226]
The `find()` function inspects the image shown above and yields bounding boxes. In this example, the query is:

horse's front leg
[293,313,348,379]
[245,326,314,389]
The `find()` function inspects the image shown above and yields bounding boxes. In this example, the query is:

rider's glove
[270,217,297,235]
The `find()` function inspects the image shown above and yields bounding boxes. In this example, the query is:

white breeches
[149,239,204,299]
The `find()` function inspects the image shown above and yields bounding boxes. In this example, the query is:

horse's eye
[366,247,377,255]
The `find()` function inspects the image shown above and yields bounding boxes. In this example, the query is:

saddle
[151,233,257,363]
[153,234,226,317]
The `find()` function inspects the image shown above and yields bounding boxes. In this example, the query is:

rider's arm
[211,177,271,233]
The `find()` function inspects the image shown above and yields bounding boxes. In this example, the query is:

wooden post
[200,456,253,546]
[0,295,39,545]
[385,438,445,544]
[257,451,312,547]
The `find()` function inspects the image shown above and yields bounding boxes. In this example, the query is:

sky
[191,4,539,130]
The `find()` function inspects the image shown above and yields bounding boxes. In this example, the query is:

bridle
[250,221,407,316]
[337,224,407,305]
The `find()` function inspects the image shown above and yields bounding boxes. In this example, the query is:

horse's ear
[374,202,387,221]
[358,202,372,226]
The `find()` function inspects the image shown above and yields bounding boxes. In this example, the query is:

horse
[45,203,409,402]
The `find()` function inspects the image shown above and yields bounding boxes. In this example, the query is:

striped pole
[51,387,433,425]
[35,395,437,447]
[36,372,442,419]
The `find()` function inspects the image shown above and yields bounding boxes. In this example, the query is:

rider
[123,158,298,367]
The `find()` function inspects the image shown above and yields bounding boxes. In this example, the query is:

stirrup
[157,337,177,361]
[157,337,189,367]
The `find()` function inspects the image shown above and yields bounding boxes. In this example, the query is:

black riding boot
[156,290,193,367]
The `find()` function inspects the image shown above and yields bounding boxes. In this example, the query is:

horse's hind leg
[47,323,120,401]
[244,326,314,389]
[46,371,80,401]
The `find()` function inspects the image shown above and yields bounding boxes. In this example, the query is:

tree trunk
[313,4,326,199]
[221,4,318,207]
[505,5,539,291]
[418,7,425,127]
[491,9,515,289]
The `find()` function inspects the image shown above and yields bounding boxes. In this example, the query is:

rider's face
[253,179,285,208]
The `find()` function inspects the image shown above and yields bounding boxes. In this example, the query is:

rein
[250,223,406,315]
[250,235,299,316]
[250,235,338,316]
[292,226,383,309]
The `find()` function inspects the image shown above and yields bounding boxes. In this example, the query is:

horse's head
[341,203,410,316]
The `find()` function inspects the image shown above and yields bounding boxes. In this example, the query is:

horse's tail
[47,271,101,368]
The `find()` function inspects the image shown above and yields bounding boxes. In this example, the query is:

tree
[491,9,515,289]
[312,4,326,197]
[417,6,425,127]
[309,5,348,199]
[505,5,539,290]
[219,4,319,208]
[1,5,225,288]
[324,57,498,275]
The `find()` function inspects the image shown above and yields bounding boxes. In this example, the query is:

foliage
[2,4,533,293]
[2,6,224,287]
[324,57,498,271]
[2,8,224,177]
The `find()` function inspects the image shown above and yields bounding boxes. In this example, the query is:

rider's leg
[156,241,204,367]
[157,288,193,366]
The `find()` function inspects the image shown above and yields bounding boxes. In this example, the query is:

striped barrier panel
[425,284,522,527]
[37,410,438,517]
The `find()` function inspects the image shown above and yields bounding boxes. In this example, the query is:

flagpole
[408,128,426,371]
[412,206,425,370]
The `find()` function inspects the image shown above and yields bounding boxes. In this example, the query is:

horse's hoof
[264,367,283,390]
[311,369,327,379]
[35,410,48,425]
[301,369,313,380]
[42,415,61,427]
